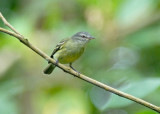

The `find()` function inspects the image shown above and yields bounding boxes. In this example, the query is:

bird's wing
[50,38,69,58]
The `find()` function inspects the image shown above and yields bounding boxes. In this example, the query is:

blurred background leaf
[106,78,160,109]
[0,0,160,114]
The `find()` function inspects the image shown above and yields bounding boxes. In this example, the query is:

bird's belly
[55,47,84,64]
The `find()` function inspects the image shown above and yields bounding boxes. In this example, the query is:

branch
[0,12,160,113]
[0,13,22,36]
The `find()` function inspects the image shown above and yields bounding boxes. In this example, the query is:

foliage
[0,0,160,114]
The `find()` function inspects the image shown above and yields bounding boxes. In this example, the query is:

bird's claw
[70,67,80,76]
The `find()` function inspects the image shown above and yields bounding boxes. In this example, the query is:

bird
[43,31,95,74]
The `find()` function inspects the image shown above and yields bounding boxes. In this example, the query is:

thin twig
[0,12,23,37]
[0,12,160,113]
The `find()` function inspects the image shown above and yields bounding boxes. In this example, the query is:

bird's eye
[81,34,86,38]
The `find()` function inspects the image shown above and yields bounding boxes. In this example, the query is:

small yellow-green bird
[43,31,95,74]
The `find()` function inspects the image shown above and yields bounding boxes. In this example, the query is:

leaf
[89,85,111,110]
[136,110,158,114]
[104,78,160,109]
[90,78,160,111]
[116,0,158,27]
[125,25,160,48]
[41,89,91,114]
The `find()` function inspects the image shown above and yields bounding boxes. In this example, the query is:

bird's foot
[69,63,80,76]
[70,67,80,76]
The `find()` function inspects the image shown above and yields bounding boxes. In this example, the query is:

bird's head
[72,32,95,43]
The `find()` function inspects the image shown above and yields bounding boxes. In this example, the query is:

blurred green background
[0,0,160,114]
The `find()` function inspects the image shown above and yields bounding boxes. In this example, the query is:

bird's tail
[43,63,56,74]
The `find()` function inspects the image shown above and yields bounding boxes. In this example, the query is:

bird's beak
[87,36,95,39]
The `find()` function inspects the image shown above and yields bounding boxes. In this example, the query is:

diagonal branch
[0,12,160,113]
[0,12,23,36]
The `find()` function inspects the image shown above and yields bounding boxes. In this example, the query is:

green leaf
[104,78,160,109]
[136,110,158,114]
[90,85,111,110]
[90,78,160,111]
[116,0,158,27]
[125,25,160,48]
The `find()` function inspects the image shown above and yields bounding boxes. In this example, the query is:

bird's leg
[69,63,76,71]
[69,63,80,76]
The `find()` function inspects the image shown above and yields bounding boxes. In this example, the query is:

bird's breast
[54,42,85,64]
